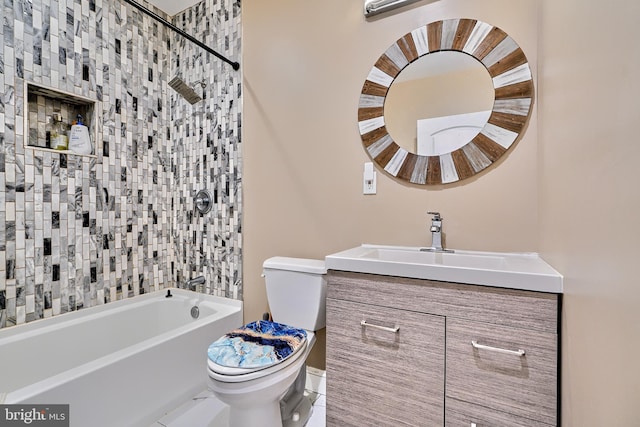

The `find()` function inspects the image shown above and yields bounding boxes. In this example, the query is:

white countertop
[325,244,563,293]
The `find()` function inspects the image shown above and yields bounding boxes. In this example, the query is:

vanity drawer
[445,397,552,427]
[327,271,559,332]
[446,318,558,425]
[326,297,445,426]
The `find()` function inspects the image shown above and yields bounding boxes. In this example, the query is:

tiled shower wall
[0,0,242,329]
[170,1,242,300]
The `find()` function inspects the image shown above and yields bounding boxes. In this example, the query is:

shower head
[168,76,203,104]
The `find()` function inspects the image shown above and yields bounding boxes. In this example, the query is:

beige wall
[539,0,640,426]
[244,0,640,423]
[242,0,540,271]
[244,0,540,368]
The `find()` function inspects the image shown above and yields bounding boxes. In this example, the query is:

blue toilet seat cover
[208,320,307,369]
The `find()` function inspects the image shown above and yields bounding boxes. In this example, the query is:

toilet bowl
[207,257,326,427]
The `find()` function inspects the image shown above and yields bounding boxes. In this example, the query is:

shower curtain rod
[121,0,240,71]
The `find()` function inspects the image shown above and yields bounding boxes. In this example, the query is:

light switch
[363,162,376,195]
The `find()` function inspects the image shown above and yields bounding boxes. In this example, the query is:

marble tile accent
[0,0,242,329]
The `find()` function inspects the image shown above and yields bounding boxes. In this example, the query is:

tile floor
[151,367,326,427]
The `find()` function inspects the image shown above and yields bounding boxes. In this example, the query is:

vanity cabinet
[327,298,445,426]
[325,270,560,427]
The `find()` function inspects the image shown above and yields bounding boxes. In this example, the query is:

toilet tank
[263,257,327,331]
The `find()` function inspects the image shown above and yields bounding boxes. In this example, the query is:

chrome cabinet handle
[471,340,525,357]
[361,320,400,333]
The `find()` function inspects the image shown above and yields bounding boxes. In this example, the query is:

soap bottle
[51,114,68,150]
[68,115,92,155]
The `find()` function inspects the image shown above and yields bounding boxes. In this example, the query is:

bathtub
[0,288,242,427]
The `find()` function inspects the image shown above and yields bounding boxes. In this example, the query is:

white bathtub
[0,288,242,427]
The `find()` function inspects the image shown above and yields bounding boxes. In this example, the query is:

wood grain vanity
[325,270,561,427]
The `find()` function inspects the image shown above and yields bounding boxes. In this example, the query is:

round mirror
[358,18,534,185]
[384,51,495,156]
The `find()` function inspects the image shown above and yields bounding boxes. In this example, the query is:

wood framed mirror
[358,18,534,185]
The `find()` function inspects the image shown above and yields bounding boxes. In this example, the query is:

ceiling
[146,0,200,16]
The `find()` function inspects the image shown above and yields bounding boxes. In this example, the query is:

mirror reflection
[384,51,495,156]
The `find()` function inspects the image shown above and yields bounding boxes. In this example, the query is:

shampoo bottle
[68,115,92,155]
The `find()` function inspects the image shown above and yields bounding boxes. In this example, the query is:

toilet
[207,257,327,427]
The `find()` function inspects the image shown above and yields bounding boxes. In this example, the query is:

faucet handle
[427,211,442,220]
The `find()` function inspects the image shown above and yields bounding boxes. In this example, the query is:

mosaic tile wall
[169,0,242,300]
[0,0,243,329]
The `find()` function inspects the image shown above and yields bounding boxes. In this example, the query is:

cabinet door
[326,298,445,427]
[446,318,557,425]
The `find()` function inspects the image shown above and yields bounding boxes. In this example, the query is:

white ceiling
[147,0,200,16]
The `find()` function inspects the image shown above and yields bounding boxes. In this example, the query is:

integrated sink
[325,244,563,293]
[363,247,508,269]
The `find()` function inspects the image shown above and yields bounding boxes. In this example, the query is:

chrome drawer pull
[471,340,525,357]
[360,320,400,333]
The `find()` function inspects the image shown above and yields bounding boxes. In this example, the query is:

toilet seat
[207,321,311,383]
[208,340,308,383]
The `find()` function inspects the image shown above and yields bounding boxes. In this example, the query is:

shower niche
[23,81,101,158]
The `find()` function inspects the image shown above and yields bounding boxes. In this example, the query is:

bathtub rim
[0,288,240,341]
[2,288,242,404]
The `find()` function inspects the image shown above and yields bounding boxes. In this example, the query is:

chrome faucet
[421,211,454,253]
[186,276,206,292]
